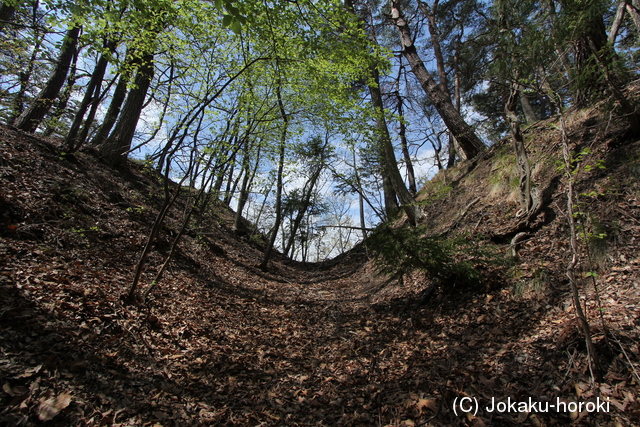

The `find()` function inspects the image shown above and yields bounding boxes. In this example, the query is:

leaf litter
[1,117,640,426]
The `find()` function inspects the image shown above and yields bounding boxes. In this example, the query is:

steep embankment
[1,98,639,427]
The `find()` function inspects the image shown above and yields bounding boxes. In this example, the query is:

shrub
[367,224,487,286]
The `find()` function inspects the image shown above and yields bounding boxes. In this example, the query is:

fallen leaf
[416,398,438,413]
[3,383,14,396]
[38,392,72,421]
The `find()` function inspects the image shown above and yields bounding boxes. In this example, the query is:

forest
[1,0,640,425]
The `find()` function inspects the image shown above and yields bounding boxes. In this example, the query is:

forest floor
[1,101,640,427]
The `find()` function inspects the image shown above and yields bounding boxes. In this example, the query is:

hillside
[1,97,640,427]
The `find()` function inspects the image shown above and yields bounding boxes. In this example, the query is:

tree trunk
[369,66,423,225]
[234,142,252,233]
[391,2,484,160]
[418,0,451,100]
[127,163,189,302]
[352,149,368,240]
[572,15,609,108]
[609,1,628,44]
[283,166,323,257]
[223,147,238,206]
[627,0,640,35]
[560,116,604,382]
[11,27,44,122]
[368,69,398,217]
[519,85,538,124]
[43,47,79,137]
[395,90,417,194]
[260,84,288,271]
[66,41,115,151]
[91,53,136,147]
[98,53,154,167]
[506,84,533,216]
[13,25,81,133]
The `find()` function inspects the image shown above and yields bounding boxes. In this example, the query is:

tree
[559,0,619,107]
[65,39,117,151]
[345,0,423,225]
[259,81,287,271]
[97,52,154,166]
[390,1,485,160]
[369,65,424,225]
[13,25,81,132]
[392,82,417,195]
[282,135,332,257]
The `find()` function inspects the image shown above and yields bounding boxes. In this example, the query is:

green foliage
[71,226,100,237]
[368,224,488,286]
[419,180,453,206]
[125,205,146,214]
[556,146,607,177]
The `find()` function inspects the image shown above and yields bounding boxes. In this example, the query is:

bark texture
[97,53,154,167]
[390,2,484,160]
[505,85,533,216]
[14,26,81,133]
[66,41,116,151]
[369,66,423,225]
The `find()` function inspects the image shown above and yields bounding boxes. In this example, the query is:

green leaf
[225,4,239,16]
[229,19,242,35]
[222,14,232,28]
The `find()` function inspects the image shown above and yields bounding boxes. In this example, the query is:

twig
[560,113,604,382]
[613,335,640,385]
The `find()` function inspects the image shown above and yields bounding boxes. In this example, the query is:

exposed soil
[1,100,640,427]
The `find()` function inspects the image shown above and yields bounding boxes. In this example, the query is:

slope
[0,92,639,427]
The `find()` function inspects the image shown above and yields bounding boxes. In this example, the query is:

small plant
[367,224,498,287]
[71,226,99,237]
[557,147,606,175]
[126,205,146,214]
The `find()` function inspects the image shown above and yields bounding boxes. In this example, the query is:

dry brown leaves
[1,125,640,426]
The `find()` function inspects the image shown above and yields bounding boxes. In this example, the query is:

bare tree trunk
[234,141,253,234]
[43,47,80,137]
[609,1,628,44]
[143,152,218,300]
[91,52,136,147]
[627,0,640,35]
[350,149,368,240]
[395,89,417,195]
[14,25,81,132]
[418,0,450,99]
[369,66,423,225]
[223,147,238,206]
[391,2,484,160]
[283,166,323,257]
[98,53,154,167]
[127,163,190,303]
[66,41,115,151]
[260,84,287,271]
[368,68,398,218]
[518,85,538,124]
[560,116,603,382]
[506,84,533,216]
[11,24,44,122]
